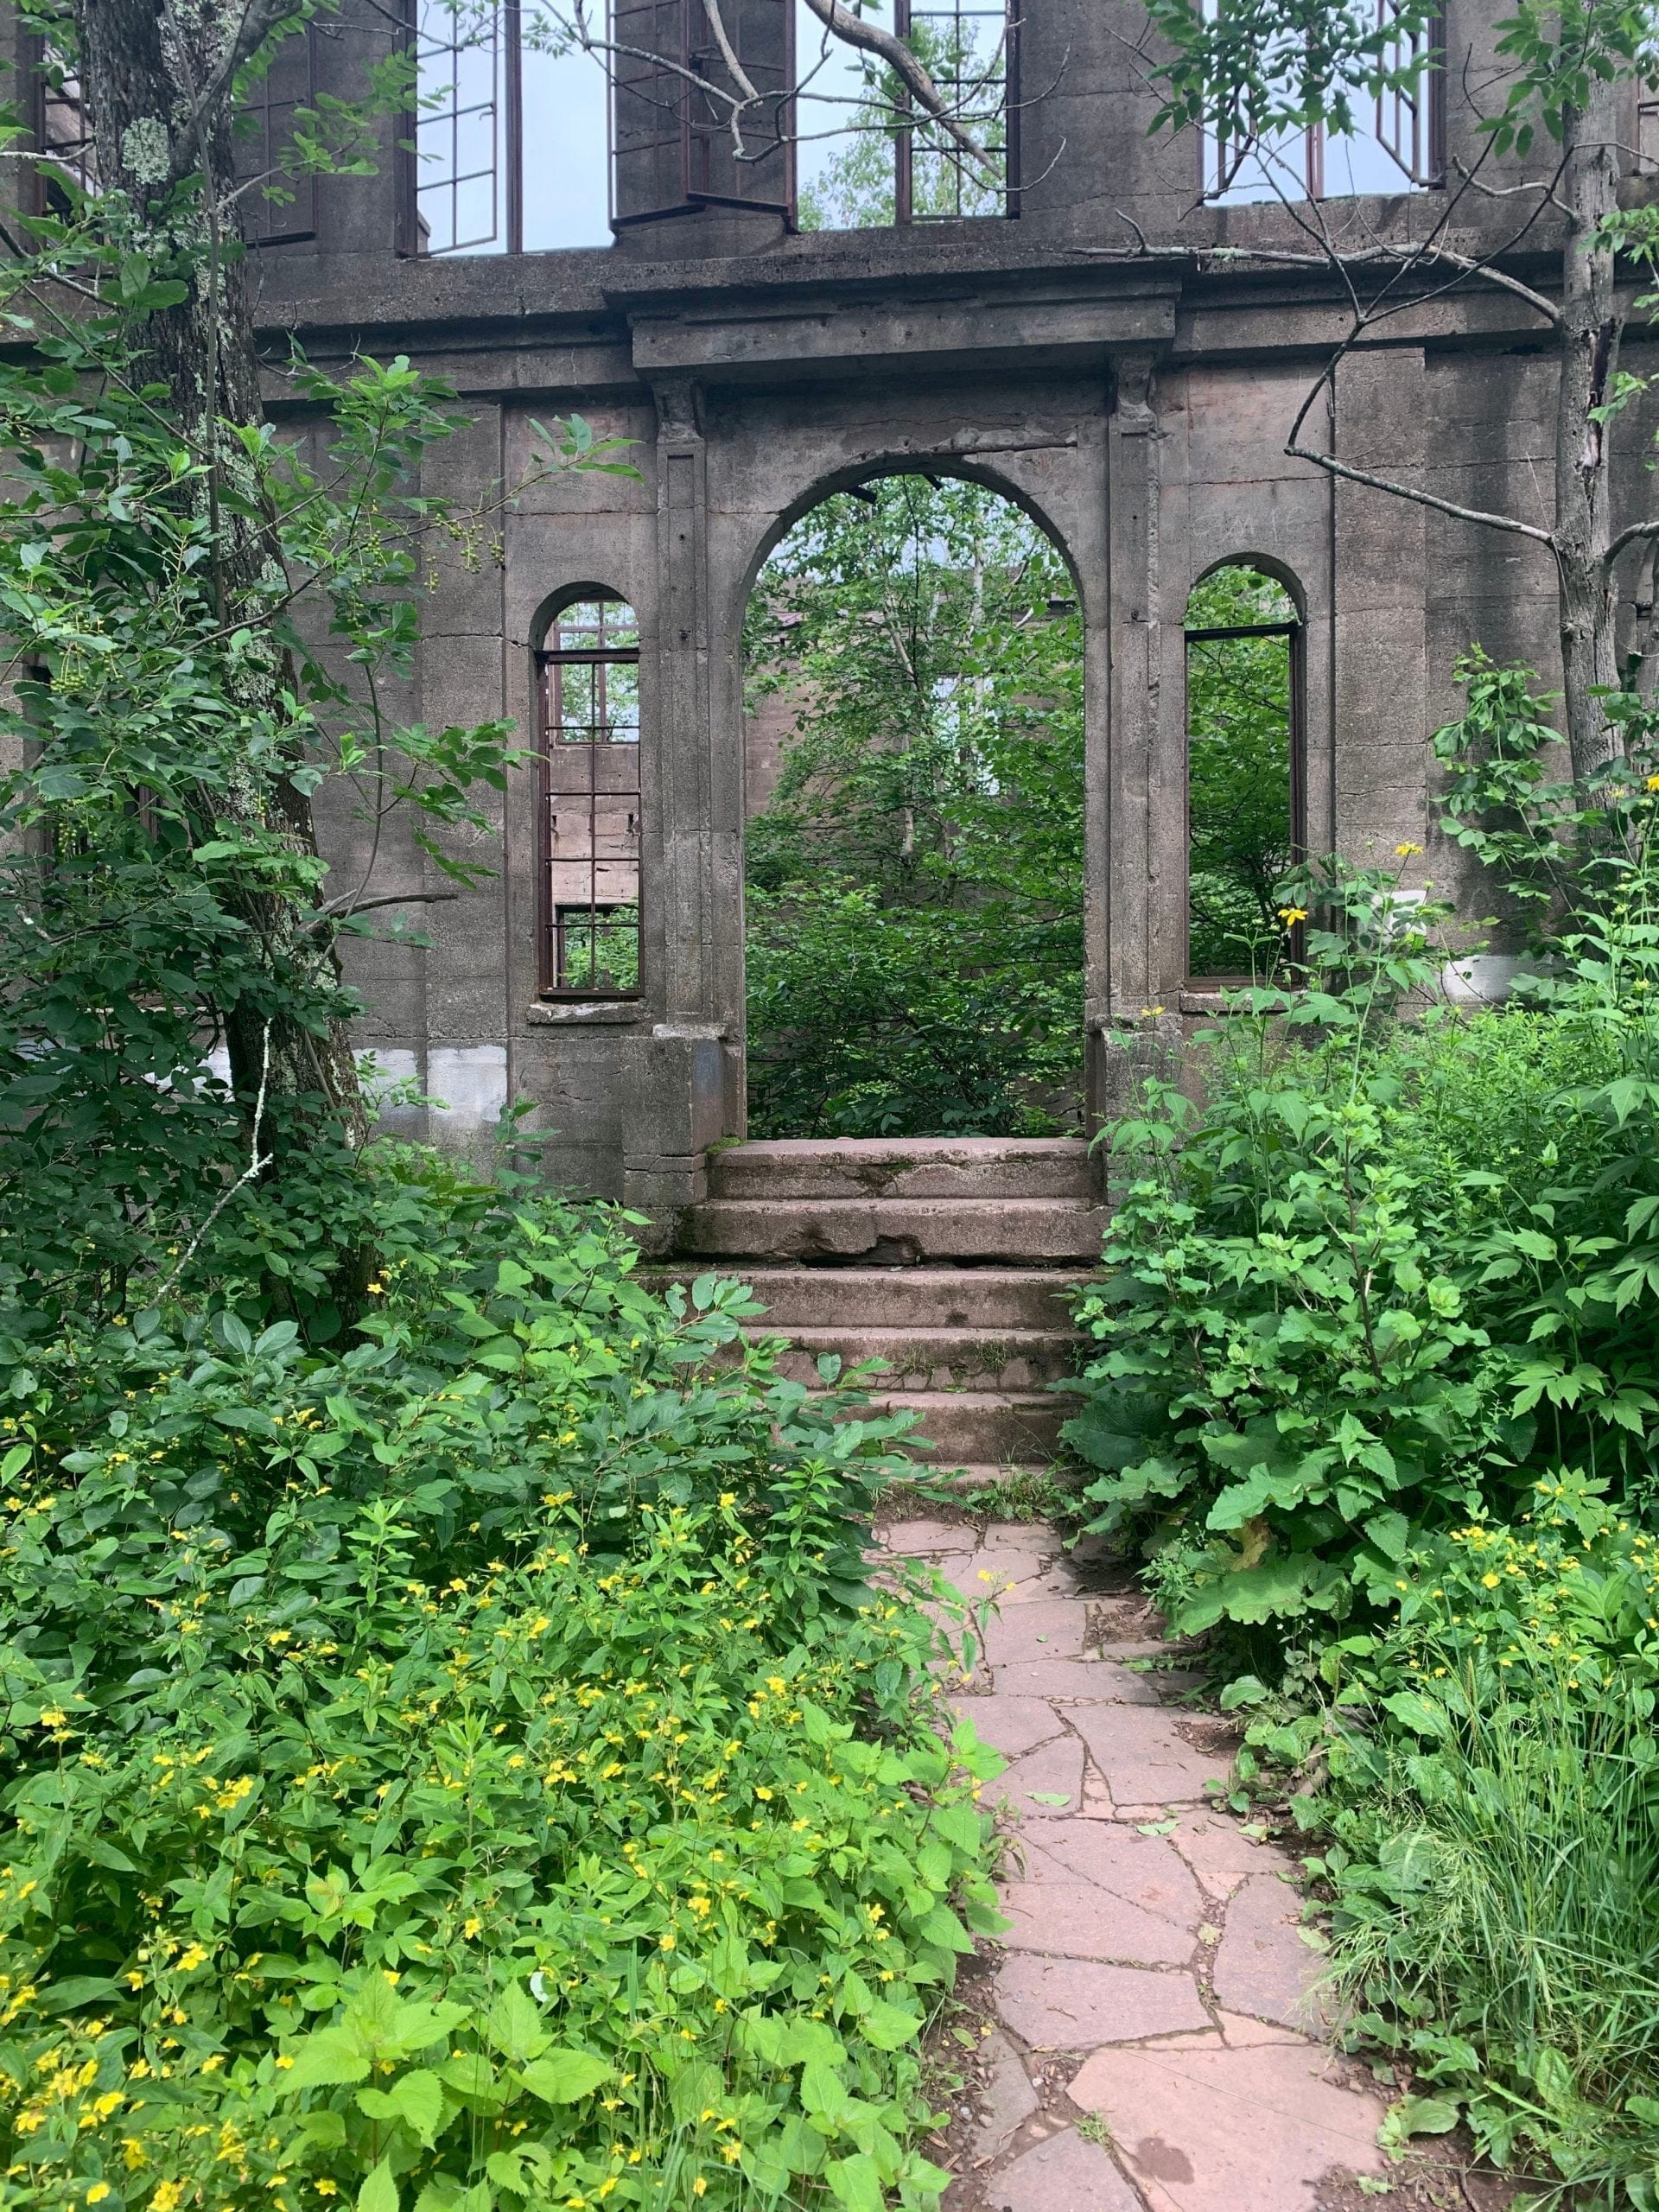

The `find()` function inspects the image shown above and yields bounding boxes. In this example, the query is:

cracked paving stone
[1022,1820,1205,1929]
[1211,1872,1327,2032]
[983,2126,1144,2212]
[984,1733,1085,1815]
[990,1657,1160,1702]
[1067,2035,1389,2209]
[949,1694,1070,1761]
[980,1599,1090,1666]
[997,1878,1196,1967]
[995,1954,1210,2049]
[967,2028,1039,2162]
[1067,1700,1234,1802]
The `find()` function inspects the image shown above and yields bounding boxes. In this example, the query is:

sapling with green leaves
[0,23,627,1318]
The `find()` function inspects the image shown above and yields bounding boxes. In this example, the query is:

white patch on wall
[427,1045,509,1135]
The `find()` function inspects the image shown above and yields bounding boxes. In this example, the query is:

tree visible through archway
[742,474,1084,1137]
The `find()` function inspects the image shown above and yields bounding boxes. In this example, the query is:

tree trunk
[73,0,365,1146]
[1554,74,1626,789]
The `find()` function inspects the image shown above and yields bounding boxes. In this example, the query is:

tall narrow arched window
[537,596,642,999]
[1184,564,1304,980]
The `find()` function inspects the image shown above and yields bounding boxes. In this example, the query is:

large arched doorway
[740,472,1085,1138]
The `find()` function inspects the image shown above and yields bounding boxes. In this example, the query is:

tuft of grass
[1329,1675,1659,2203]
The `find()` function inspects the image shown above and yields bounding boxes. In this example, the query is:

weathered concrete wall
[48,0,1645,1217]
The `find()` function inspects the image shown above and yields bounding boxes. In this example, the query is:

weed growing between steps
[903,1465,1089,1526]
[0,1154,1006,2212]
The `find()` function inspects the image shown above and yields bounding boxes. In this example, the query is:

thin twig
[155,1020,274,1297]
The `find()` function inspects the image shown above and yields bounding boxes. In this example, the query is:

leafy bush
[1065,679,1659,2199]
[1274,1474,1659,2202]
[1065,839,1659,1646]
[0,1164,1002,2212]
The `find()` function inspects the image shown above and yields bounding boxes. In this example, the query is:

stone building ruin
[24,0,1659,1230]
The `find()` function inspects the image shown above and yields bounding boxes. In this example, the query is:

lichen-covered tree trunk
[74,0,365,1145]
[1554,75,1626,790]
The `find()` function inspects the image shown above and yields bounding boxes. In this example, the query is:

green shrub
[0,1166,1003,2212]
[1065,847,1659,1648]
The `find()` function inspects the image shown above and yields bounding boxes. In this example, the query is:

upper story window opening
[1202,0,1444,204]
[796,0,1016,228]
[236,21,321,247]
[404,0,613,254]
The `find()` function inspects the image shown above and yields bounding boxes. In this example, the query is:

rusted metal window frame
[536,597,645,1002]
[1199,0,1444,201]
[398,0,507,253]
[1182,607,1306,981]
[23,35,96,216]
[1374,0,1446,188]
[611,0,795,230]
[892,0,1018,224]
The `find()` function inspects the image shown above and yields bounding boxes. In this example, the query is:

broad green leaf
[286,2025,371,2089]
[855,1998,923,2053]
[358,2162,399,2212]
[825,2152,885,2212]
[1393,2094,1459,2138]
[516,2049,611,2104]
[486,1981,550,2065]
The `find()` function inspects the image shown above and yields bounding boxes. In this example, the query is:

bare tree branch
[699,0,760,105]
[1605,517,1659,570]
[797,0,999,175]
[1286,441,1557,547]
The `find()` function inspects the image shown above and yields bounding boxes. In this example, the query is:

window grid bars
[410,0,504,254]
[537,601,643,1001]
[893,0,1014,223]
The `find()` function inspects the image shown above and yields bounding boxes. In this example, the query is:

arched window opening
[1185,563,1304,980]
[537,596,641,999]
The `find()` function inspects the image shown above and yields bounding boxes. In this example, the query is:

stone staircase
[669,1137,1103,1485]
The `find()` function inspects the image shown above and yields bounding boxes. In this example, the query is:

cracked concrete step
[707,1136,1096,1202]
[876,1389,1075,1464]
[677,1196,1105,1264]
[671,1265,1090,1331]
[763,1325,1078,1390]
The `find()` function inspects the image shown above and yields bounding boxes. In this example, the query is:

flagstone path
[875,1512,1394,2212]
